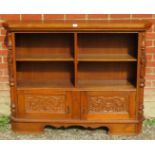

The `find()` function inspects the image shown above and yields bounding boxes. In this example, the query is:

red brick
[144,92,155,98]
[2,73,9,77]
[146,54,153,61]
[145,88,155,92]
[3,69,8,76]
[0,57,2,63]
[0,22,3,27]
[2,56,8,63]
[0,69,3,76]
[0,29,7,36]
[88,14,108,19]
[0,77,9,82]
[21,14,42,21]
[132,14,153,19]
[152,81,155,87]
[146,40,153,47]
[145,80,152,87]
[0,14,20,21]
[145,75,155,79]
[44,14,64,20]
[66,14,86,20]
[0,50,8,55]
[1,43,7,49]
[146,67,153,74]
[147,26,153,32]
[146,61,155,67]
[0,64,8,69]
[148,19,155,24]
[146,33,155,39]
[110,14,130,19]
[153,25,155,32]
[146,47,155,53]
[0,36,5,42]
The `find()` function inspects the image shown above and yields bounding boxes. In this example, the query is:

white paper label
[72,23,78,28]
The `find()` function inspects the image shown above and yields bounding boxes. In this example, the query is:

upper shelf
[3,20,152,32]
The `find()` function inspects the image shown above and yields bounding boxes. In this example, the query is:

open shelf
[78,80,136,90]
[17,79,74,89]
[15,32,138,90]
[78,33,138,62]
[16,53,74,62]
[78,53,137,62]
[78,62,137,90]
[16,62,74,88]
[15,33,74,62]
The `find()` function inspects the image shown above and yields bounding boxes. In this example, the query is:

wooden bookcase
[3,20,151,135]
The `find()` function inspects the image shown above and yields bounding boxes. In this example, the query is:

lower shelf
[78,80,136,90]
[17,79,136,90]
[17,79,74,89]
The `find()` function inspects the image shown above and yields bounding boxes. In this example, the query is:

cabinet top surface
[3,20,151,32]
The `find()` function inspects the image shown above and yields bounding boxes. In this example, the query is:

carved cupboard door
[81,91,136,120]
[16,90,72,120]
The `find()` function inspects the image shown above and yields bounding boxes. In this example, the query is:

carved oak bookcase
[3,20,151,135]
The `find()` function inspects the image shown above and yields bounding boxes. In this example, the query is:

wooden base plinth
[12,122,43,134]
[12,122,141,135]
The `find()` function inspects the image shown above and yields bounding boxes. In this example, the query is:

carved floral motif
[88,96,128,113]
[140,33,146,80]
[25,95,65,113]
[8,33,16,115]
[138,32,146,122]
[8,33,14,86]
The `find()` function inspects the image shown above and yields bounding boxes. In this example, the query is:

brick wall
[0,14,155,117]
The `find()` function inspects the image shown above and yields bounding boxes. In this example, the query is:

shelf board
[16,54,74,62]
[78,80,136,90]
[78,54,137,62]
[17,79,136,91]
[17,79,74,88]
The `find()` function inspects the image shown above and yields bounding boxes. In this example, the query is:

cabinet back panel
[15,33,74,57]
[78,33,138,57]
[78,62,137,81]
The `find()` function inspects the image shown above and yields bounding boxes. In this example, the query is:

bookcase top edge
[2,20,152,32]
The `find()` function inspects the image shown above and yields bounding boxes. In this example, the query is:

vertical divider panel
[73,33,81,119]
[74,33,78,87]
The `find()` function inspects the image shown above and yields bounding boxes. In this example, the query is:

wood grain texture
[3,20,151,135]
[15,33,74,61]
[81,91,136,120]
[136,32,146,133]
[12,122,138,135]
[17,90,72,120]
[78,54,137,62]
[8,32,17,117]
[3,20,151,32]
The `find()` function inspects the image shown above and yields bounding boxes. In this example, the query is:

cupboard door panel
[17,90,72,120]
[81,91,136,120]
